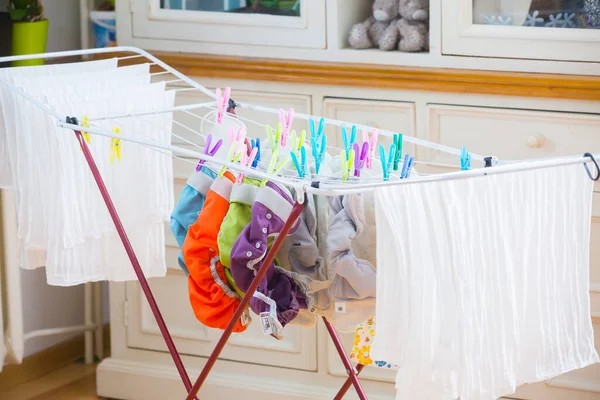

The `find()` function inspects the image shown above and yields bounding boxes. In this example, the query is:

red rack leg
[185,201,305,400]
[334,363,365,400]
[73,131,197,399]
[323,317,368,400]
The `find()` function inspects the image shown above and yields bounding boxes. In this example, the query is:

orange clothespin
[110,127,121,163]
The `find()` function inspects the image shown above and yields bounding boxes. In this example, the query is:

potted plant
[7,0,48,66]
[0,10,12,60]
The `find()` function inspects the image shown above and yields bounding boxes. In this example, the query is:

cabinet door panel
[126,89,316,371]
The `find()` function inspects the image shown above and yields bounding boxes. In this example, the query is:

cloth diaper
[327,192,377,331]
[182,171,249,332]
[170,166,216,275]
[230,181,308,328]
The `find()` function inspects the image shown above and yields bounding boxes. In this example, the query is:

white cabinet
[442,0,600,62]
[128,0,326,49]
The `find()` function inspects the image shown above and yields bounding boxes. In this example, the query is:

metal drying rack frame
[1,46,599,400]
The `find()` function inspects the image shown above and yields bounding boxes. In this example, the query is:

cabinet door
[442,0,600,62]
[130,0,326,49]
[126,89,317,371]
[322,97,415,384]
[425,104,600,399]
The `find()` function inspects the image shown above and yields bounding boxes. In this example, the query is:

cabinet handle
[527,134,545,149]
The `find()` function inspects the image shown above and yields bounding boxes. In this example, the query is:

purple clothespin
[196,133,223,171]
[353,141,369,177]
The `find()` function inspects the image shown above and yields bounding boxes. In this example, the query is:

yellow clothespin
[341,149,355,183]
[81,115,91,144]
[110,127,121,163]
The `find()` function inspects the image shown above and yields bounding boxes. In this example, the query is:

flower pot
[11,19,49,67]
[0,13,12,59]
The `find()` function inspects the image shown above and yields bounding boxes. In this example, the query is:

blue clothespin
[341,126,357,157]
[310,118,325,143]
[291,146,308,178]
[250,138,261,168]
[379,143,396,181]
[311,134,326,175]
[400,154,414,179]
[460,146,471,171]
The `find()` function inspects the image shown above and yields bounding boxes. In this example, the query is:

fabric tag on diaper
[240,309,251,326]
[260,312,273,335]
[335,302,347,313]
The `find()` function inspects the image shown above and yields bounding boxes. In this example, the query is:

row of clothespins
[204,87,472,182]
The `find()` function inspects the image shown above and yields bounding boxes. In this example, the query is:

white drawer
[425,105,600,170]
[323,98,416,155]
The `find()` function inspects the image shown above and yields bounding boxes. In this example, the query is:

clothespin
[291,129,306,156]
[110,127,121,163]
[340,149,355,183]
[216,87,231,124]
[237,147,258,184]
[353,142,368,177]
[393,134,403,171]
[265,123,284,152]
[341,126,357,157]
[279,108,294,147]
[219,126,246,177]
[290,146,308,179]
[362,129,378,169]
[310,117,325,143]
[379,143,396,181]
[460,146,471,171]
[311,133,326,175]
[81,115,91,144]
[261,148,290,186]
[250,138,261,168]
[196,133,223,172]
[400,154,414,179]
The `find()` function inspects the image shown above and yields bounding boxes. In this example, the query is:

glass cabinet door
[442,0,600,62]
[130,0,325,49]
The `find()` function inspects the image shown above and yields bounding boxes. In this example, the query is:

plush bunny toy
[380,0,429,52]
[348,0,400,50]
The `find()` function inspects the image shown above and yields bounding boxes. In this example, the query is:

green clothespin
[393,134,403,171]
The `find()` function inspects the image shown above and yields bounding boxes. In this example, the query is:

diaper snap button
[266,213,272,220]
[262,227,267,234]
[246,251,252,257]
[255,242,260,249]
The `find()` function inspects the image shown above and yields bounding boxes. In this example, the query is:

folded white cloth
[372,161,599,400]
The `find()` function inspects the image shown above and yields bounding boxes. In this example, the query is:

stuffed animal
[380,0,429,52]
[348,0,400,50]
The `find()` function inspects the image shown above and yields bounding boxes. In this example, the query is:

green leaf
[11,0,35,9]
[7,7,28,21]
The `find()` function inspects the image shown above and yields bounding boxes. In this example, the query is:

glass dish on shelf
[160,0,301,17]
[472,0,600,28]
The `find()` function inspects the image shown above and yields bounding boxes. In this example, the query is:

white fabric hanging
[0,58,118,189]
[0,62,175,285]
[372,161,599,400]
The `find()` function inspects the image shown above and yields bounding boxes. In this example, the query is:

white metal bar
[23,324,97,342]
[307,154,600,196]
[57,120,599,198]
[88,101,216,122]
[94,282,104,360]
[84,282,94,364]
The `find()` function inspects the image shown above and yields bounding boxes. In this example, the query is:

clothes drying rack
[1,46,598,400]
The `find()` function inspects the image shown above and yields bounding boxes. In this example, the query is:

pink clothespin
[229,126,246,158]
[216,87,232,124]
[362,129,378,169]
[237,147,258,184]
[278,108,294,147]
